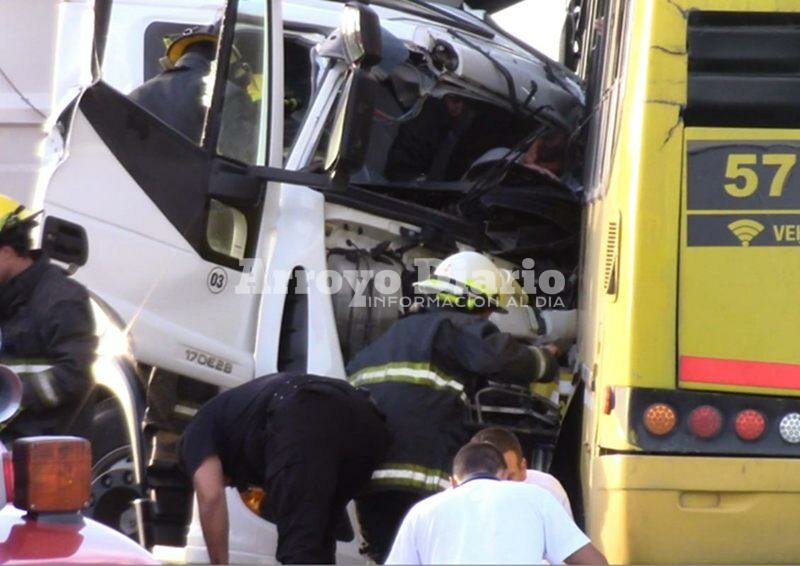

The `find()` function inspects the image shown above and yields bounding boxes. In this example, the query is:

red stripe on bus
[680,356,800,390]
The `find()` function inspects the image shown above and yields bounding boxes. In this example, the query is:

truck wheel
[87,398,140,539]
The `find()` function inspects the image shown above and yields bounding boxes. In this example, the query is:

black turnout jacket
[0,253,96,438]
[347,307,556,493]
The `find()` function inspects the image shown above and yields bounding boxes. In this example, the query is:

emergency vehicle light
[13,437,91,513]
[687,405,722,439]
[602,386,614,415]
[642,403,677,436]
[2,451,13,503]
[240,486,266,515]
[733,409,766,441]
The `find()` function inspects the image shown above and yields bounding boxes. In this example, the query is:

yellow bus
[569,0,800,562]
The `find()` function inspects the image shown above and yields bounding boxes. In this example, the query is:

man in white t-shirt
[385,443,607,565]
[471,427,573,517]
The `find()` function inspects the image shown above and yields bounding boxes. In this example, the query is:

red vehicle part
[0,437,156,564]
[0,506,157,564]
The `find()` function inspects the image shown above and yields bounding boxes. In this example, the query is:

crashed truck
[1,0,585,561]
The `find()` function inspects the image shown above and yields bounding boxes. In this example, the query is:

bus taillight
[688,405,722,439]
[625,387,800,455]
[734,409,766,441]
[643,403,677,436]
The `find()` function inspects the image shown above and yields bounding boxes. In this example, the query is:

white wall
[0,1,59,205]
[0,0,94,207]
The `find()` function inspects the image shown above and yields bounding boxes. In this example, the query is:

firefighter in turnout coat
[0,195,97,440]
[348,251,559,563]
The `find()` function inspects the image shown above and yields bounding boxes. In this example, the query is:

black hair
[470,427,524,461]
[452,442,507,480]
[0,221,33,257]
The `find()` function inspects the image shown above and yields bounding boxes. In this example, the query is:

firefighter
[0,195,97,439]
[130,23,259,162]
[347,250,559,563]
[129,24,219,142]
[179,372,390,565]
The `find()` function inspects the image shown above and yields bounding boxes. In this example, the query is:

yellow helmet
[0,195,38,237]
[163,24,218,66]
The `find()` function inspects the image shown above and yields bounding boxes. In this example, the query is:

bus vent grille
[686,11,800,127]
[603,215,620,297]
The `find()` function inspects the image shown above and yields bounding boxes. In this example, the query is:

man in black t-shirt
[180,372,389,564]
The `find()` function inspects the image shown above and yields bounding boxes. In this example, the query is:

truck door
[42,0,290,388]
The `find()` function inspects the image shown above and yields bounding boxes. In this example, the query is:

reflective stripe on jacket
[347,307,553,493]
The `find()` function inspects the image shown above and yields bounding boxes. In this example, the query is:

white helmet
[414,251,514,311]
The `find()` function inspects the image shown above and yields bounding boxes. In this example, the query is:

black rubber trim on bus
[627,386,800,457]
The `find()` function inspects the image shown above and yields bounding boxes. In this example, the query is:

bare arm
[193,455,229,564]
[564,543,608,565]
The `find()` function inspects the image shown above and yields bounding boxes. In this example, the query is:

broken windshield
[308,34,581,196]
[301,26,584,279]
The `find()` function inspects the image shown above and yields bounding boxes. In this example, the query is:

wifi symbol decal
[728,219,765,247]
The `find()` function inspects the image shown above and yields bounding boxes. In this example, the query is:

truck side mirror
[327,2,382,187]
[41,216,89,267]
[341,2,382,70]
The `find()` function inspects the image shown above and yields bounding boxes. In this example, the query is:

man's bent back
[386,443,605,565]
[387,479,587,565]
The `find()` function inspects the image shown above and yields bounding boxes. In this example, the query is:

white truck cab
[3,0,585,561]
